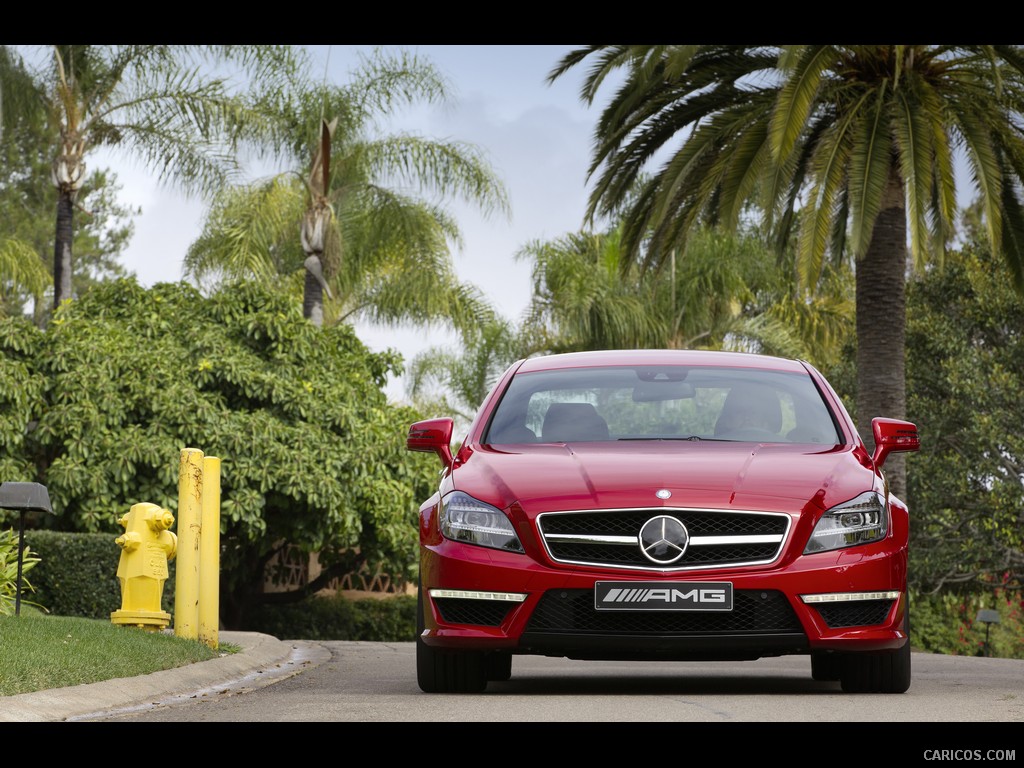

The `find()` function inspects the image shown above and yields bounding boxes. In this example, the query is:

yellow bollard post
[199,455,221,649]
[174,447,203,640]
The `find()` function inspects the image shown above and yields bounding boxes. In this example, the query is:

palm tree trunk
[856,166,908,500]
[303,271,324,327]
[53,189,74,309]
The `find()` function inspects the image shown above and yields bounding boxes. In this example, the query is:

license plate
[594,581,734,611]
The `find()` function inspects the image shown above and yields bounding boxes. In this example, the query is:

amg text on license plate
[594,581,734,611]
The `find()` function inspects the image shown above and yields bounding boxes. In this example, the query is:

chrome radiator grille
[537,507,790,571]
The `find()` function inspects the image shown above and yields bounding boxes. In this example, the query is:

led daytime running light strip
[800,591,901,603]
[429,589,528,602]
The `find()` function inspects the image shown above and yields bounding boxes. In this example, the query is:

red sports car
[407,349,920,693]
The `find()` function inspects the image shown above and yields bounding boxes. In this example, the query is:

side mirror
[871,418,920,468]
[407,418,454,468]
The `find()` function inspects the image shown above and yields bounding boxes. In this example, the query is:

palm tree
[2,49,135,320]
[299,117,338,326]
[518,227,664,352]
[407,315,525,432]
[3,45,303,311]
[550,45,1024,499]
[519,222,853,364]
[183,48,510,333]
[408,220,853,442]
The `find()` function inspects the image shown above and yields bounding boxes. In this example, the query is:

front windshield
[484,364,841,445]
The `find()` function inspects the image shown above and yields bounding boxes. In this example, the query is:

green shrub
[25,531,176,620]
[242,591,417,641]
[4,280,433,627]
[23,529,417,644]
[910,584,1024,659]
[1,527,40,615]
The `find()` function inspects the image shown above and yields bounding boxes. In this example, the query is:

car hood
[454,441,875,515]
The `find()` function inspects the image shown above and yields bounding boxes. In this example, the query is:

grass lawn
[0,612,232,697]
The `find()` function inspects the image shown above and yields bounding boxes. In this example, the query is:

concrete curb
[0,632,329,722]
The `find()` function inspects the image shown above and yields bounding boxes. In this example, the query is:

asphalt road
[85,641,1024,738]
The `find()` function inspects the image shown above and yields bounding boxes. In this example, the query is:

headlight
[804,490,888,554]
[440,491,524,552]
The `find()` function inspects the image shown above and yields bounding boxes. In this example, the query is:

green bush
[25,530,176,620]
[1,527,40,615]
[910,584,1024,659]
[242,591,417,641]
[0,280,434,628]
[22,529,419,644]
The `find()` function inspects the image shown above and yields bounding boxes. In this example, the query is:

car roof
[515,349,810,375]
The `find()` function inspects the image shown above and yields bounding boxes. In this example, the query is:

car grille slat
[537,508,789,570]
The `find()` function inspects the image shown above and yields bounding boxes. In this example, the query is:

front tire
[486,651,513,682]
[839,606,911,693]
[811,651,842,682]
[416,578,488,693]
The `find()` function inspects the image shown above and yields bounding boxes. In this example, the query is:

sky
[90,45,601,403]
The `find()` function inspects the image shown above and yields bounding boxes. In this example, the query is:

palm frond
[183,175,303,286]
[847,86,894,258]
[548,46,634,105]
[359,135,510,220]
[893,87,935,270]
[797,126,853,292]
[998,172,1024,292]
[0,239,49,301]
[955,107,1004,250]
[342,47,452,119]
[770,45,836,164]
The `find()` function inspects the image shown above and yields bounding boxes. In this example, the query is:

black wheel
[485,651,513,682]
[416,579,488,693]
[810,651,842,682]
[839,606,911,693]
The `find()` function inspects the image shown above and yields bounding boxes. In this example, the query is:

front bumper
[419,539,908,661]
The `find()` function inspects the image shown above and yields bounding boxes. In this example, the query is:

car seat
[714,384,783,437]
[542,403,610,442]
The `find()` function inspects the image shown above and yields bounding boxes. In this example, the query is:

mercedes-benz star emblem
[638,515,690,564]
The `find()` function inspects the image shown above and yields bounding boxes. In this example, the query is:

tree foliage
[407,221,855,436]
[2,45,304,308]
[0,279,435,627]
[183,47,509,335]
[549,45,1024,501]
[902,246,1024,594]
[407,315,527,432]
[821,232,1024,595]
[517,222,853,367]
[0,56,135,320]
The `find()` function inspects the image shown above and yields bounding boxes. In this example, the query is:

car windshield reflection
[484,365,841,445]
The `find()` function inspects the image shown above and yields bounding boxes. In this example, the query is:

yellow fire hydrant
[110,502,177,632]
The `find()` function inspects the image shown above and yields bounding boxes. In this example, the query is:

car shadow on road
[487,673,841,696]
